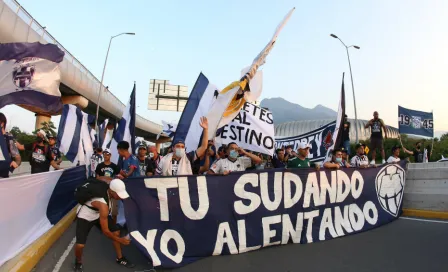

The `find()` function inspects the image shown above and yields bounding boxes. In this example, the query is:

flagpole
[94,32,135,143]
[430,109,434,159]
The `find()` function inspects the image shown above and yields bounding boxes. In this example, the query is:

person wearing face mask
[16,129,61,174]
[402,141,424,163]
[156,117,209,176]
[0,113,21,178]
[207,142,262,175]
[148,145,163,172]
[324,149,350,169]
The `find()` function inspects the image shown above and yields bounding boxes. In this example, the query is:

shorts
[76,216,121,245]
[370,138,383,150]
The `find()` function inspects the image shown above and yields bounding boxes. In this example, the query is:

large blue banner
[398,106,434,137]
[124,161,407,268]
[275,121,336,162]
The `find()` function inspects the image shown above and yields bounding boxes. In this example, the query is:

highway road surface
[34,217,448,272]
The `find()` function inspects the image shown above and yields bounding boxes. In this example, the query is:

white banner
[0,170,63,266]
[215,102,275,156]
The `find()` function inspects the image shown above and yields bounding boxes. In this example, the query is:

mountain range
[260,97,337,124]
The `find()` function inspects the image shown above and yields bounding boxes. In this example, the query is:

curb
[0,206,77,272]
[402,208,448,220]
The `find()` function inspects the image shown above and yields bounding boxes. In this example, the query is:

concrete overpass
[0,0,165,142]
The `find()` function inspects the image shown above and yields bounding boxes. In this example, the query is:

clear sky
[2,0,448,136]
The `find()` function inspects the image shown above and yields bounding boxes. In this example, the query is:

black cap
[355,143,366,149]
[340,147,348,153]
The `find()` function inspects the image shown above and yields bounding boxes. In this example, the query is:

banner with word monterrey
[215,102,275,156]
[125,161,407,268]
[398,106,434,137]
[0,165,86,266]
[275,121,336,162]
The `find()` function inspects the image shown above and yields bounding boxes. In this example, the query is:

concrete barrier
[11,161,76,176]
[403,162,448,213]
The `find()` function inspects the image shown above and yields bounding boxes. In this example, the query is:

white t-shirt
[210,157,252,174]
[387,156,400,163]
[77,197,107,221]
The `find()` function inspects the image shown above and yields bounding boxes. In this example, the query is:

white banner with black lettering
[215,102,275,156]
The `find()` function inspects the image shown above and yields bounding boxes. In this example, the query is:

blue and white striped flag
[98,118,109,148]
[0,42,64,114]
[109,84,136,164]
[173,73,219,153]
[57,105,94,167]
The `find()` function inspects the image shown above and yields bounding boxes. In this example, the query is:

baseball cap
[297,142,310,150]
[172,139,185,146]
[110,179,129,199]
[103,148,111,154]
[138,144,147,150]
[355,143,366,149]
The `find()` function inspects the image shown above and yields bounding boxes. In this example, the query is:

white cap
[103,148,111,154]
[110,179,129,199]
[297,142,311,150]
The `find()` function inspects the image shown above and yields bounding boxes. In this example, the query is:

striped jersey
[350,155,369,167]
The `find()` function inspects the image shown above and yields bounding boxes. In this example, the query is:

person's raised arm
[15,142,25,151]
[196,117,209,159]
[240,148,262,164]
[199,154,210,174]
[92,201,130,245]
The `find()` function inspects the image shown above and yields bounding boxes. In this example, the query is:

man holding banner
[287,143,320,170]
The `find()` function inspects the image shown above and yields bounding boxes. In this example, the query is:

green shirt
[287,157,312,168]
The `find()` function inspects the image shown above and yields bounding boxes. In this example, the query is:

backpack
[74,178,109,209]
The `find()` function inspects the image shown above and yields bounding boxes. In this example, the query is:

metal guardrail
[3,0,125,111]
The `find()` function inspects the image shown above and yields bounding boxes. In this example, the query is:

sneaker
[74,262,83,272]
[381,159,386,164]
[116,257,135,268]
[370,160,375,165]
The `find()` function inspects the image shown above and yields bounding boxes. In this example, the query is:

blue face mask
[336,157,342,163]
[229,150,238,159]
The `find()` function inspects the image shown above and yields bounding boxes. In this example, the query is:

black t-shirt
[50,146,61,161]
[370,119,384,139]
[25,143,53,174]
[138,157,155,176]
[342,121,350,141]
[95,162,119,178]
[413,149,424,163]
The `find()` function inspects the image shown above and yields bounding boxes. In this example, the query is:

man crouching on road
[74,179,134,272]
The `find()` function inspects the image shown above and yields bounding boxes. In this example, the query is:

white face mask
[175,148,185,157]
[149,152,154,158]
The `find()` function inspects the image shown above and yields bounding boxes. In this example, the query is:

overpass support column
[156,142,161,153]
[35,113,51,130]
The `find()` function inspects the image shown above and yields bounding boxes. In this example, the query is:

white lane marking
[400,217,448,224]
[52,237,76,272]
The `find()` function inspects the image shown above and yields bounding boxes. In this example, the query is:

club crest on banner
[12,62,35,89]
[410,116,422,129]
[322,130,333,150]
[375,164,406,217]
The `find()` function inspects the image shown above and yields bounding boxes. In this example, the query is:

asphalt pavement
[34,217,448,272]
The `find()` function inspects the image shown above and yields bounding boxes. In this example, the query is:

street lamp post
[330,34,360,144]
[95,32,135,143]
